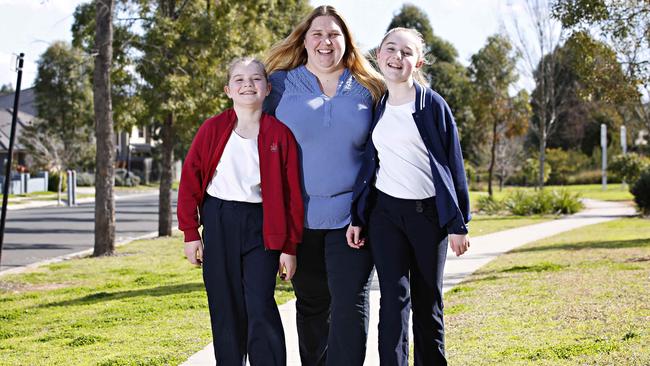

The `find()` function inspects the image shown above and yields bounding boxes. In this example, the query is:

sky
[0,0,534,90]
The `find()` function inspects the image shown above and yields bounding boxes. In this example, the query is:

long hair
[265,5,385,102]
[378,27,430,86]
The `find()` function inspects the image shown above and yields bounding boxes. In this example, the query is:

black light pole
[0,53,24,266]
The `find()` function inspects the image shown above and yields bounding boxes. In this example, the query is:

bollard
[601,124,607,191]
[20,173,27,194]
[66,170,77,206]
[67,170,72,206]
[72,170,77,206]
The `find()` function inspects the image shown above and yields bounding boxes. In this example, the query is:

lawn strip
[0,234,295,365]
[444,218,650,365]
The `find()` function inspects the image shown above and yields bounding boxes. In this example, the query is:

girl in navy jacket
[347,28,471,366]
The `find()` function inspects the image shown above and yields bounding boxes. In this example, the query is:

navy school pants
[291,227,374,366]
[201,195,285,366]
[369,191,448,366]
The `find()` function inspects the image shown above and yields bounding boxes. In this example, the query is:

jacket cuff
[350,215,362,227]
[282,241,297,256]
[183,229,201,243]
[446,218,468,235]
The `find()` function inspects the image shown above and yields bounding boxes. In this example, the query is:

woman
[263,5,384,366]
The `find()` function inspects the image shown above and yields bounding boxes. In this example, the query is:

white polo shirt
[372,100,436,199]
[206,132,262,203]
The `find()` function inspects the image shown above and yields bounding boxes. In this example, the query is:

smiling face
[224,60,271,108]
[377,30,424,84]
[303,15,346,74]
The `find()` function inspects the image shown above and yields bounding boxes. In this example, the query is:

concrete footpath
[181,199,637,366]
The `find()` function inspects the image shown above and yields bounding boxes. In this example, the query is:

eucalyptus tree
[552,1,649,140]
[93,0,117,256]
[507,0,564,188]
[31,41,95,201]
[536,32,638,155]
[469,35,530,196]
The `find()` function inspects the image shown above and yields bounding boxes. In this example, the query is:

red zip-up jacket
[177,108,303,255]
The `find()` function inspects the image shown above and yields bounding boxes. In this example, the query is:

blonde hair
[227,57,268,82]
[265,5,385,102]
[379,27,429,86]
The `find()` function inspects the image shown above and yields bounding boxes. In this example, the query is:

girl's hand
[184,240,203,266]
[346,224,366,249]
[279,253,296,281]
[449,234,470,256]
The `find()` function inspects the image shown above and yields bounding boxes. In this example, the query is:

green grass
[470,215,554,236]
[470,184,633,210]
[444,218,650,365]
[546,183,634,201]
[0,191,56,200]
[0,234,295,365]
[114,184,161,192]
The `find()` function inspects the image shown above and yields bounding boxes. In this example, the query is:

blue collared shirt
[264,65,373,229]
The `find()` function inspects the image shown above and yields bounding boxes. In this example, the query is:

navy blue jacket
[350,83,471,234]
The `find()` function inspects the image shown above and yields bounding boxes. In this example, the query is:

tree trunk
[158,112,174,236]
[93,0,116,257]
[539,129,546,190]
[487,120,498,197]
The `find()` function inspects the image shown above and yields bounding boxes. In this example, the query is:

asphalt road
[0,192,177,272]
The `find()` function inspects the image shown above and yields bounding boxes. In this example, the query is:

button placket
[323,98,332,127]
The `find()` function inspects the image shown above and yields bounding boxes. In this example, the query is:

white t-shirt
[372,101,436,199]
[206,131,262,202]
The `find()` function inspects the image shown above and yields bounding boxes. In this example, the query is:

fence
[0,171,48,195]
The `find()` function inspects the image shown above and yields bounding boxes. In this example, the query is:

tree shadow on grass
[511,238,650,254]
[38,282,205,308]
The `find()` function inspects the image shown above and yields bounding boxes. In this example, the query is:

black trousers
[291,227,374,366]
[369,191,448,366]
[201,195,285,366]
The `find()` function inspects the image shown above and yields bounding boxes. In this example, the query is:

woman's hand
[449,234,470,256]
[279,253,297,281]
[346,224,366,249]
[184,240,203,266]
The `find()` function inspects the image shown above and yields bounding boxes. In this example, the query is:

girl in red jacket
[177,57,303,365]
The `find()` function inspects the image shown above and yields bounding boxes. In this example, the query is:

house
[0,87,156,183]
[0,87,36,169]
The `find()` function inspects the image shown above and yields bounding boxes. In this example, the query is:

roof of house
[0,87,36,116]
[0,108,35,151]
[0,88,37,152]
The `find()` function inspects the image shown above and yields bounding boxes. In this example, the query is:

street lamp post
[0,53,24,266]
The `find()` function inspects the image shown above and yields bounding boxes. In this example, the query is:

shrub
[76,172,95,186]
[465,163,476,184]
[522,158,551,186]
[546,148,591,185]
[115,169,141,187]
[631,167,650,215]
[566,169,602,185]
[504,191,542,215]
[48,171,67,192]
[550,189,584,214]
[609,153,649,185]
[502,189,583,216]
[476,195,505,215]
